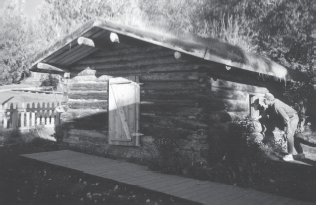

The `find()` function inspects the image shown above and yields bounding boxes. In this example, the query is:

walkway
[21,150,313,205]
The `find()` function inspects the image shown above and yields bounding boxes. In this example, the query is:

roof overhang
[30,18,307,81]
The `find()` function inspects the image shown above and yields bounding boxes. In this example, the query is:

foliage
[40,74,60,90]
[208,123,229,165]
[205,117,283,184]
[144,117,282,184]
[0,0,31,83]
[204,0,315,117]
[145,126,193,175]
[283,78,313,124]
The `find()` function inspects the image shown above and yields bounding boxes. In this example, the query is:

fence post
[41,102,46,125]
[11,103,18,130]
[26,103,30,127]
[51,102,55,125]
[1,101,61,130]
[21,103,25,128]
[3,103,8,129]
[31,103,36,126]
[55,102,61,126]
[36,103,41,125]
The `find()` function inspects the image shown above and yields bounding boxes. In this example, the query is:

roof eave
[30,18,306,82]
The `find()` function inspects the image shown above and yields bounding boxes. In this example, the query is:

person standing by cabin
[263,93,305,161]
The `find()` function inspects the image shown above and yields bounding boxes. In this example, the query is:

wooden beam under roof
[37,63,69,73]
[77,32,119,50]
[77,37,96,47]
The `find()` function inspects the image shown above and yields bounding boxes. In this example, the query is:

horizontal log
[141,89,198,95]
[140,100,196,106]
[200,62,294,85]
[77,68,97,76]
[75,49,174,66]
[71,75,98,82]
[71,55,191,71]
[140,104,198,116]
[141,92,201,101]
[140,115,207,131]
[69,75,111,83]
[71,63,199,77]
[68,91,108,100]
[68,100,108,109]
[29,68,65,75]
[141,81,199,91]
[61,109,108,130]
[68,129,107,139]
[140,123,196,136]
[172,117,208,130]
[210,78,268,93]
[210,88,248,101]
[200,65,269,87]
[139,72,201,82]
[37,63,68,73]
[91,45,165,58]
[68,82,108,91]
[140,107,205,117]
[64,135,108,145]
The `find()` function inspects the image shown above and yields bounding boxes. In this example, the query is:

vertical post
[55,102,61,126]
[135,76,140,146]
[41,102,46,125]
[26,103,30,127]
[62,72,70,107]
[51,102,55,125]
[31,103,36,126]
[3,103,8,129]
[47,103,50,126]
[36,103,41,125]
[11,103,18,130]
[21,103,25,128]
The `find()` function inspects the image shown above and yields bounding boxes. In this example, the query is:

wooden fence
[0,102,61,131]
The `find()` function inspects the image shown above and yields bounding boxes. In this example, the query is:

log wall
[61,40,283,162]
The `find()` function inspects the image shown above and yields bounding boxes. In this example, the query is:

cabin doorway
[108,76,140,146]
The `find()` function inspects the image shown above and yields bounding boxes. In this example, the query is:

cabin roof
[29,18,304,81]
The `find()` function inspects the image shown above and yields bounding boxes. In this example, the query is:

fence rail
[0,102,61,130]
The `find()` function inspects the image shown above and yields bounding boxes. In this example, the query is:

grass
[0,88,62,104]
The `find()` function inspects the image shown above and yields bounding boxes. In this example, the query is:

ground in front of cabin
[0,140,196,205]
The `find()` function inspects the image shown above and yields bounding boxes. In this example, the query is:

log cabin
[29,18,306,162]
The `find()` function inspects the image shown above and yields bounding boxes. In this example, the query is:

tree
[190,0,314,123]
[0,0,33,83]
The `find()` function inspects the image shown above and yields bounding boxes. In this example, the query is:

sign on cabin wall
[108,76,140,146]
